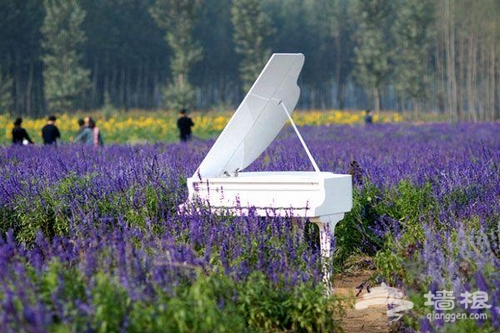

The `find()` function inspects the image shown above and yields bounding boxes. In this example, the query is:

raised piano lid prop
[184,53,353,285]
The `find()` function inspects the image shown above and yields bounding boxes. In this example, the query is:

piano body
[185,53,352,261]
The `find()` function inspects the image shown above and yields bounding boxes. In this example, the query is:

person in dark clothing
[177,109,195,142]
[12,117,34,145]
[77,118,86,135]
[42,115,61,146]
[364,109,373,124]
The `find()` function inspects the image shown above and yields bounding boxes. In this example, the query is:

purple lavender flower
[0,123,498,331]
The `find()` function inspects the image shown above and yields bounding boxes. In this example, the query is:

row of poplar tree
[0,0,499,121]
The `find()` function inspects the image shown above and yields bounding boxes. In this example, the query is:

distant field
[1,109,408,145]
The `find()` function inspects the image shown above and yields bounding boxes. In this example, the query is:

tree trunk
[126,67,132,110]
[335,36,344,110]
[444,0,458,121]
[414,99,420,121]
[489,42,495,121]
[374,86,380,113]
[497,58,500,121]
[91,59,99,109]
[434,16,445,114]
[457,35,465,120]
[479,45,486,121]
[143,61,150,108]
[26,62,33,116]
[467,33,478,121]
[120,66,125,108]
[136,62,142,107]
[104,70,110,108]
[153,57,161,110]
[111,64,118,107]
[15,51,23,114]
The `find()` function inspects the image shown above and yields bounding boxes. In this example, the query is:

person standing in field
[89,118,103,147]
[364,109,373,125]
[12,117,34,145]
[74,117,103,147]
[42,115,61,146]
[73,118,86,143]
[177,109,195,142]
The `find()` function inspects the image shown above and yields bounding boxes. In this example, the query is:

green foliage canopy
[0,65,13,114]
[392,0,435,113]
[41,0,90,113]
[352,0,395,112]
[231,0,273,92]
[150,0,204,111]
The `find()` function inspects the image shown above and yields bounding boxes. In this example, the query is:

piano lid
[195,53,305,178]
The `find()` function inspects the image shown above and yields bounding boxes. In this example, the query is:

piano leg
[309,213,345,294]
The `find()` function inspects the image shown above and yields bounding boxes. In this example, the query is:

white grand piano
[185,53,352,263]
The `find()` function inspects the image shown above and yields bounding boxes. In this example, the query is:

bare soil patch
[334,266,391,333]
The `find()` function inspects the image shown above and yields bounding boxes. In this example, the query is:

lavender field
[0,123,499,332]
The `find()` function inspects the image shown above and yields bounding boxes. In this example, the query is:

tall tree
[192,0,239,108]
[0,66,13,114]
[81,0,167,110]
[392,0,434,118]
[352,0,394,112]
[41,0,90,113]
[441,0,458,121]
[468,0,500,122]
[150,0,203,111]
[327,0,356,110]
[231,0,273,92]
[301,0,340,108]
[0,0,44,116]
[1,0,499,116]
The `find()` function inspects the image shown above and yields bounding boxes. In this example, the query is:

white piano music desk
[184,53,353,264]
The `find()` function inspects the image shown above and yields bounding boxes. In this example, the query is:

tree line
[0,0,499,121]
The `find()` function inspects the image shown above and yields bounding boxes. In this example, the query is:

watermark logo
[425,290,490,322]
[354,283,414,322]
[354,285,491,323]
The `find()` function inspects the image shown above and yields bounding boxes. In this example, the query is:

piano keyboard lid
[195,53,305,179]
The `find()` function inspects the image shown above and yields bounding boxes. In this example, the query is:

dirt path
[334,270,391,333]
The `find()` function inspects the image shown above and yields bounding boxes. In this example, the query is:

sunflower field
[1,109,404,145]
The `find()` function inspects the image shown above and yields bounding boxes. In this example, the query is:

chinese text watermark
[354,285,490,323]
[424,289,490,323]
